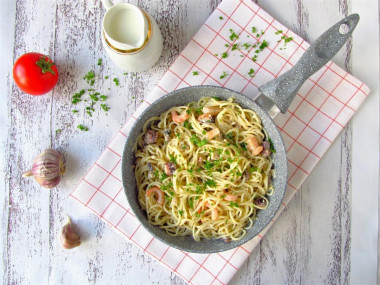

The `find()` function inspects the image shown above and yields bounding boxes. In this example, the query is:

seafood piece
[146,187,164,205]
[164,162,176,176]
[171,110,190,123]
[247,136,263,156]
[144,130,158,145]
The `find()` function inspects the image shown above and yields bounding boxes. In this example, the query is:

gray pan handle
[258,14,359,114]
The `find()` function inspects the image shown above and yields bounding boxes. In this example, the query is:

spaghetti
[134,97,274,241]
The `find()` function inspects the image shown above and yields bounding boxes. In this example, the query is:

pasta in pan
[134,97,274,241]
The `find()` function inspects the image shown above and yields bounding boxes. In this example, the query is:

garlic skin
[23,149,65,188]
[60,216,81,250]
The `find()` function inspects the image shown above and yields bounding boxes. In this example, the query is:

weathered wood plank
[5,0,57,283]
[0,1,17,283]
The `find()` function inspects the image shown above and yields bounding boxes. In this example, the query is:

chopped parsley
[259,40,268,50]
[101,104,110,111]
[72,110,78,113]
[178,210,184,216]
[229,201,239,208]
[183,120,192,129]
[55,129,62,135]
[205,179,216,187]
[222,52,228,58]
[268,137,276,153]
[113,78,119,86]
[240,142,247,150]
[188,198,194,208]
[219,16,224,20]
[212,96,221,101]
[83,71,95,86]
[242,43,251,49]
[252,55,258,62]
[248,68,255,77]
[229,29,239,41]
[77,124,88,131]
[97,58,102,66]
[195,106,203,114]
[169,154,177,163]
[190,134,208,147]
[204,160,214,170]
[193,71,199,76]
[225,44,230,48]
[72,89,85,104]
[231,43,238,51]
[220,71,228,79]
[105,75,109,79]
[275,30,283,35]
[251,26,257,33]
[160,172,168,181]
[226,132,234,140]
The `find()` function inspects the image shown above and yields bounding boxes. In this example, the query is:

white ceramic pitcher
[101,0,163,72]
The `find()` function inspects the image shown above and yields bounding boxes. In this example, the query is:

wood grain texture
[1,0,378,284]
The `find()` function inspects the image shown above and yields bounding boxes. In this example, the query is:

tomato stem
[36,56,56,75]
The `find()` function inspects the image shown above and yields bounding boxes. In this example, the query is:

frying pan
[121,14,359,253]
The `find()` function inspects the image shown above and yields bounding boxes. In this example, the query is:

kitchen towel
[71,0,370,284]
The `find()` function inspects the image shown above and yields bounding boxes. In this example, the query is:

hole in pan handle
[257,14,360,116]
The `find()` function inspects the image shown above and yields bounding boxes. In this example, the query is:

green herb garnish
[113,78,119,86]
[259,40,268,50]
[220,71,228,79]
[231,43,238,51]
[268,137,276,153]
[229,201,239,208]
[178,210,184,216]
[205,179,216,187]
[222,52,228,58]
[252,26,257,33]
[160,172,168,181]
[101,104,110,111]
[219,16,224,20]
[97,58,102,66]
[77,124,88,131]
[248,68,255,77]
[83,71,95,86]
[229,29,239,41]
[169,154,177,163]
[184,120,192,130]
[193,71,199,76]
[275,30,283,35]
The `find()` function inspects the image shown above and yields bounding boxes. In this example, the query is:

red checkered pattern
[71,0,370,284]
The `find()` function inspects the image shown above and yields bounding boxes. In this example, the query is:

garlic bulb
[23,149,65,188]
[60,216,81,249]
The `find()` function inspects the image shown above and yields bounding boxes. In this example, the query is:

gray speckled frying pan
[121,15,359,253]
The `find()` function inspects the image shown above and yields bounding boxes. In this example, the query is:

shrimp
[206,128,220,140]
[247,136,263,156]
[224,194,238,201]
[146,187,165,205]
[198,113,214,124]
[203,106,221,116]
[171,110,190,123]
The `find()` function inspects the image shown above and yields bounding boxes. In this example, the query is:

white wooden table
[1,0,379,284]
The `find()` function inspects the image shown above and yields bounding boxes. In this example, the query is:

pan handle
[258,14,359,114]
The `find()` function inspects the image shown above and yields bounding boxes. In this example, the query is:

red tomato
[13,52,59,96]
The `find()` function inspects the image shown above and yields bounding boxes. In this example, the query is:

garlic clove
[23,149,65,188]
[60,216,81,250]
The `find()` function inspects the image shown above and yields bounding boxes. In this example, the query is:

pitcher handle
[101,0,114,10]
